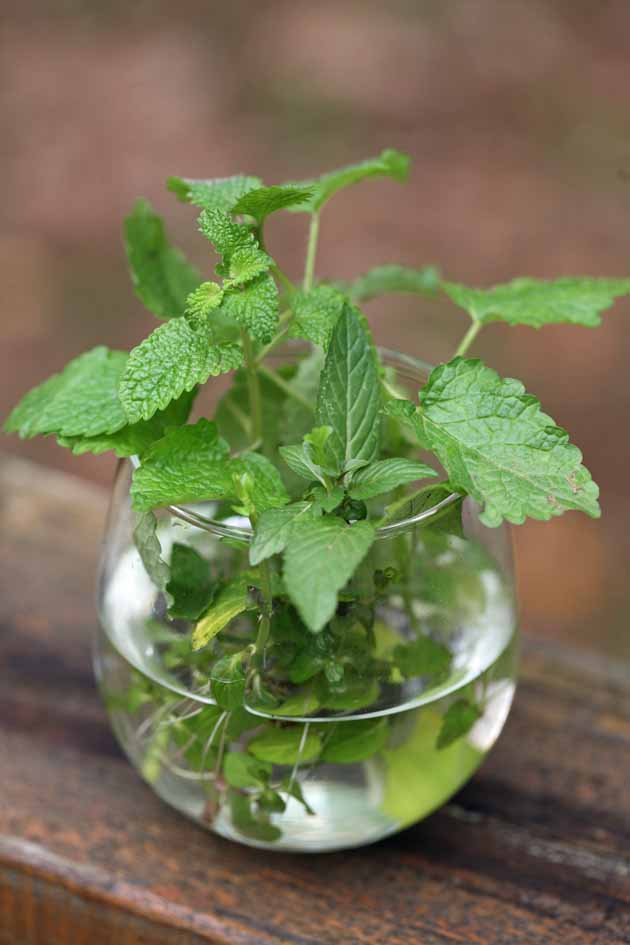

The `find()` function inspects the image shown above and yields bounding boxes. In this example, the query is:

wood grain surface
[0,454,628,945]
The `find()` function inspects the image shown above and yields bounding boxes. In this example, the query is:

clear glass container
[95,349,518,852]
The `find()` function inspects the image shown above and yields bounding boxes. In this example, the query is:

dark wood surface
[1,453,629,945]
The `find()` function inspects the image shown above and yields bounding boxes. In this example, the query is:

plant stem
[272,264,297,296]
[240,329,264,448]
[257,365,315,412]
[254,309,293,365]
[303,213,320,292]
[454,320,482,358]
[253,559,274,661]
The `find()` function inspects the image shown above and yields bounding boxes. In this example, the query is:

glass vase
[95,349,518,852]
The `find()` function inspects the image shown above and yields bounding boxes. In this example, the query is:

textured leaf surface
[443,277,630,328]
[289,149,410,213]
[230,452,290,513]
[219,274,279,342]
[167,175,262,212]
[4,347,127,439]
[288,286,346,349]
[249,502,318,565]
[197,209,271,286]
[410,358,601,526]
[130,419,231,512]
[349,458,437,500]
[192,579,250,650]
[167,543,215,621]
[231,185,314,223]
[278,444,324,483]
[124,199,201,319]
[349,264,441,302]
[184,282,224,325]
[119,317,242,423]
[130,420,288,514]
[284,517,375,632]
[57,389,195,458]
[315,304,381,470]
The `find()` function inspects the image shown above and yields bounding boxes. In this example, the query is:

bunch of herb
[6,149,627,839]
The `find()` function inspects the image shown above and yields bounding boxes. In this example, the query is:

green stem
[303,213,320,292]
[454,320,482,358]
[273,264,297,296]
[253,559,274,661]
[257,365,315,412]
[240,329,264,448]
[254,309,293,365]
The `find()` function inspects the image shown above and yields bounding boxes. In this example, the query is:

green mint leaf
[119,317,242,423]
[130,419,231,512]
[290,148,411,213]
[132,511,171,601]
[315,303,381,471]
[412,358,601,526]
[227,789,282,843]
[283,517,375,632]
[131,420,288,514]
[318,676,380,712]
[436,699,482,749]
[197,208,271,285]
[231,452,290,514]
[210,651,247,708]
[321,717,389,763]
[166,543,215,621]
[272,686,321,717]
[231,185,314,223]
[348,458,437,500]
[57,389,195,458]
[443,277,630,329]
[288,286,347,349]
[219,274,279,342]
[258,790,287,814]
[223,752,272,789]
[249,502,318,566]
[124,199,201,320]
[280,777,315,815]
[184,281,224,326]
[278,444,326,485]
[393,636,452,679]
[167,174,262,212]
[4,347,127,439]
[348,264,441,303]
[278,427,337,485]
[193,578,251,651]
[309,484,344,513]
[248,725,322,764]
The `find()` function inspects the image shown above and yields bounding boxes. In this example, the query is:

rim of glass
[133,346,460,540]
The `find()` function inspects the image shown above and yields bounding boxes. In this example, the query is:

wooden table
[1,454,629,945]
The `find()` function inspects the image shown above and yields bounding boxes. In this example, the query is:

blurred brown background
[2,0,629,660]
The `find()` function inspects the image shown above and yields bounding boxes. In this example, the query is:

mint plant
[6,148,627,846]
